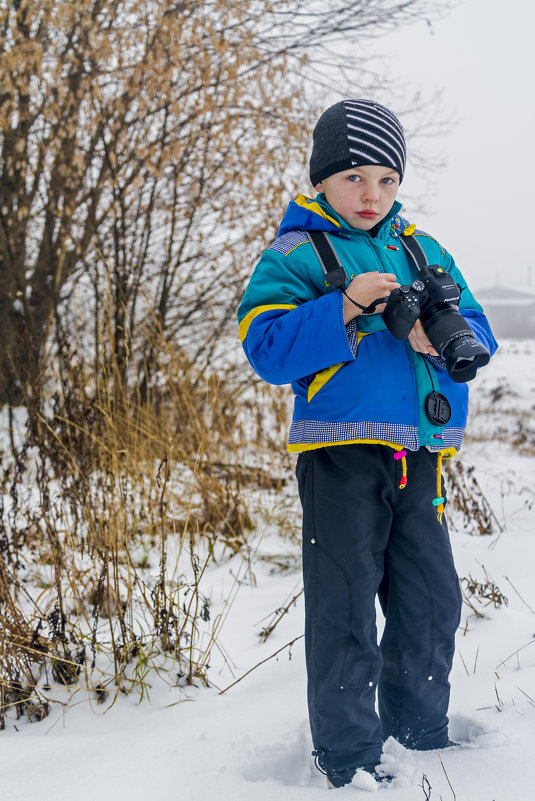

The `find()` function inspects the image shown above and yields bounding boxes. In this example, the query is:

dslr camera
[382,265,489,383]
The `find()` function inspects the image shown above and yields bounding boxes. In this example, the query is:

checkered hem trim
[268,231,309,256]
[288,420,465,452]
[441,427,464,450]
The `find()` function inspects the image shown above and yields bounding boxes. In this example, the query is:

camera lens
[444,338,490,382]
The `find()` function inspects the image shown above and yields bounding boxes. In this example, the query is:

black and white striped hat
[309,99,406,185]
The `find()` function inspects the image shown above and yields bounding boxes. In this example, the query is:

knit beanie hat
[309,99,406,185]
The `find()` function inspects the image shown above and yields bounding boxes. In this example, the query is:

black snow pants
[296,444,462,774]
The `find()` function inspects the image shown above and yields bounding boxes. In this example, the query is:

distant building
[475,285,535,339]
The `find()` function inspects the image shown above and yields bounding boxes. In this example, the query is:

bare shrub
[460,567,508,621]
[444,459,502,537]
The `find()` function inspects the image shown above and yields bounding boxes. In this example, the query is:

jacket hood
[277,193,402,238]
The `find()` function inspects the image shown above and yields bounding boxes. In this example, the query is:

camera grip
[382,286,421,339]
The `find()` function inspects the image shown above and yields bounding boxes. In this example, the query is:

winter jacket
[238,194,498,456]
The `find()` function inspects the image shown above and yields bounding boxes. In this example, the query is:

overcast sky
[372,0,535,291]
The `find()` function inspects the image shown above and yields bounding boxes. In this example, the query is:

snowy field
[2,340,535,801]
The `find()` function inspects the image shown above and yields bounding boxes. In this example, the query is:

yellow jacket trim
[286,242,308,255]
[307,363,344,403]
[289,441,459,455]
[288,438,409,454]
[239,304,297,343]
[307,332,368,402]
[294,194,341,228]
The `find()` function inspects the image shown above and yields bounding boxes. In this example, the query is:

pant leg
[378,448,462,750]
[296,444,395,773]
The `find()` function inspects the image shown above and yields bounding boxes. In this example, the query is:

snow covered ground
[2,340,535,801]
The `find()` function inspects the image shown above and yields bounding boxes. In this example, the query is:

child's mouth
[357,211,378,218]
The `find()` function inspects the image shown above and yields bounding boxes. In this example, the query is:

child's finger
[408,321,438,356]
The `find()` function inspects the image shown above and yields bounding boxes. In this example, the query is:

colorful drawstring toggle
[435,452,445,523]
[393,449,407,489]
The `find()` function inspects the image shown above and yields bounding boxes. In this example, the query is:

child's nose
[362,186,379,202]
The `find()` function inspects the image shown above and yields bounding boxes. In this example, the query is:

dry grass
[460,568,509,620]
[444,459,502,537]
[0,327,290,728]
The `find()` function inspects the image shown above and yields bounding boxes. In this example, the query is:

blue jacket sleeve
[238,247,354,385]
[241,292,354,385]
[460,309,498,356]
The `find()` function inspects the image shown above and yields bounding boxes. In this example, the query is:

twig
[460,586,484,618]
[438,754,456,800]
[473,645,479,674]
[218,635,304,695]
[419,773,432,800]
[260,586,304,642]
[504,575,535,614]
[517,686,535,707]
[457,650,469,676]
[494,682,504,710]
[496,638,535,669]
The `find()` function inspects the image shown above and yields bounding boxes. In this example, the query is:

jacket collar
[315,194,402,241]
[277,193,402,241]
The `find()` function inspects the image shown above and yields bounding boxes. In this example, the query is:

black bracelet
[342,289,387,315]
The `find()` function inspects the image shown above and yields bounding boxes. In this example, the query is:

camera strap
[306,230,387,313]
[305,230,347,289]
[307,228,430,283]
[398,230,429,272]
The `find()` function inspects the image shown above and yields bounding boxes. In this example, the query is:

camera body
[382,265,490,383]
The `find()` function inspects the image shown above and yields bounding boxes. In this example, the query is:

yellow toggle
[435,448,456,522]
[403,223,417,236]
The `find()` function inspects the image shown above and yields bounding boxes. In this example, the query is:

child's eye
[381,177,396,185]
[347,174,362,182]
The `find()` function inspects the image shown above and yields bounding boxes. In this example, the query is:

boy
[237,99,497,789]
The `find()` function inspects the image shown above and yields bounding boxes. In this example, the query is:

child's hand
[342,272,399,324]
[408,320,439,356]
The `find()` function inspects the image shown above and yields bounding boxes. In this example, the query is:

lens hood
[444,339,490,383]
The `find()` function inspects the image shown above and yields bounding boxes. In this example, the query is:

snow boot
[322,763,393,789]
[324,767,357,789]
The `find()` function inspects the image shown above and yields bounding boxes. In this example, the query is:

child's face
[314,164,400,231]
